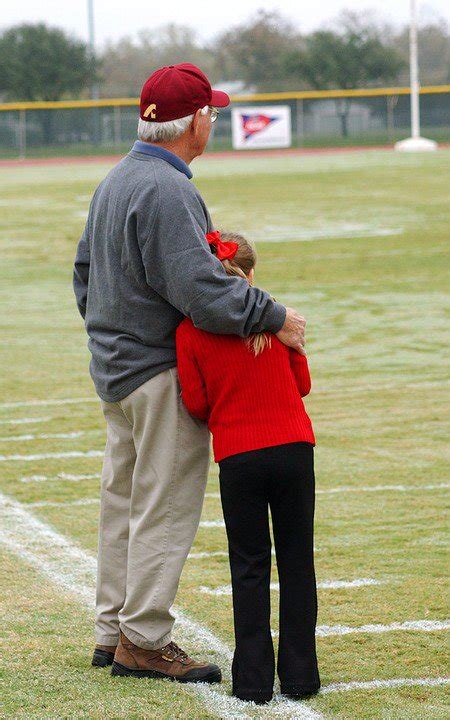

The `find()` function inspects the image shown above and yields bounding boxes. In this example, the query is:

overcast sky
[2,1,449,47]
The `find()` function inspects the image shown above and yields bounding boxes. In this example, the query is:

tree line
[0,10,449,103]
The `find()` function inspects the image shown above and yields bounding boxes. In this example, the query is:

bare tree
[213,10,302,91]
[100,24,214,98]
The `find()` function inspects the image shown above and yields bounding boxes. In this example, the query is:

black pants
[219,442,320,702]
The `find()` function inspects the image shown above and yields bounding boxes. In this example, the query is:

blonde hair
[216,231,272,356]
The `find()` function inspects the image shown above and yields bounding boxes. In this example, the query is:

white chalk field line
[0,450,104,462]
[24,500,219,515]
[0,492,322,720]
[0,431,85,443]
[17,484,450,512]
[2,379,448,412]
[1,493,97,606]
[0,416,52,426]
[188,550,229,559]
[293,245,447,261]
[316,483,450,495]
[1,492,448,715]
[304,378,450,397]
[272,619,450,639]
[28,498,101,508]
[20,472,102,483]
[2,375,448,415]
[19,478,447,508]
[199,579,383,596]
[8,458,447,498]
[188,550,278,560]
[255,224,403,243]
[318,620,450,636]
[0,397,99,409]
[320,677,450,694]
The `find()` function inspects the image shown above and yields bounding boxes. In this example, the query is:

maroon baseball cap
[140,63,230,122]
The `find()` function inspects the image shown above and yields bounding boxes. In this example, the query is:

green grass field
[0,148,449,720]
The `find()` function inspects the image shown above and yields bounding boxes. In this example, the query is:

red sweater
[176,318,315,462]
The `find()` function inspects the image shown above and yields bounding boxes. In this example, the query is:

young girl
[176,231,320,704]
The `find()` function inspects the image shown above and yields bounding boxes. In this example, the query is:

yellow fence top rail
[0,85,449,112]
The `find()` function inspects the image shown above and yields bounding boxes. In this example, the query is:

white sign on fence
[231,105,292,150]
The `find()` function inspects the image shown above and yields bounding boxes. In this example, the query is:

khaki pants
[95,368,210,649]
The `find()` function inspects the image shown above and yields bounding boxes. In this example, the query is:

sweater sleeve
[139,177,286,337]
[289,350,311,397]
[73,224,90,319]
[176,324,210,421]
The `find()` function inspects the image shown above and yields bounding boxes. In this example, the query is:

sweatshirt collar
[131,141,193,179]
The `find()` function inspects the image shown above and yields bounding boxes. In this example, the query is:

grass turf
[0,148,449,719]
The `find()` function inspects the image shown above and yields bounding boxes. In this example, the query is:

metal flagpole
[87,0,101,144]
[409,0,420,139]
[87,0,99,100]
[395,0,437,151]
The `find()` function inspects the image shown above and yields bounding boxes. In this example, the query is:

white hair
[137,106,209,143]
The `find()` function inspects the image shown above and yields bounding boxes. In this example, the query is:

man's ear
[191,108,203,135]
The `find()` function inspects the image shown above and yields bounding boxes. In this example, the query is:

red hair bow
[206,231,239,261]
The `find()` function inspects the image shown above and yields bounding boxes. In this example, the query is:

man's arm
[73,225,90,319]
[139,179,286,337]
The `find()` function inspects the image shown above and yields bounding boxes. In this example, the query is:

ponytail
[215,232,272,356]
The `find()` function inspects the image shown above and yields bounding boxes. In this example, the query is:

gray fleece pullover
[73,142,286,402]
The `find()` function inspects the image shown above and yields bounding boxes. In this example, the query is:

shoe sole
[92,650,115,667]
[111,660,222,684]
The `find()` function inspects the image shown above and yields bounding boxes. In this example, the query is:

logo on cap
[143,104,157,119]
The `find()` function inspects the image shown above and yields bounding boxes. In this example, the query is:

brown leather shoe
[111,631,221,684]
[92,644,117,667]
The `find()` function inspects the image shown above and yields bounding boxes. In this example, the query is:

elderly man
[73,63,306,684]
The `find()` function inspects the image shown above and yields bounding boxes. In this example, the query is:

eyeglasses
[209,107,219,123]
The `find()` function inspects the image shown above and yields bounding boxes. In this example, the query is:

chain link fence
[0,88,449,159]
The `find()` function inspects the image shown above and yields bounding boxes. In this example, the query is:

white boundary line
[0,416,52,426]
[28,498,100,508]
[0,450,104,462]
[320,677,450,694]
[188,549,278,560]
[2,493,448,715]
[311,378,450,397]
[199,579,383,596]
[2,382,448,407]
[13,480,448,495]
[316,620,450,637]
[0,397,99,409]
[19,482,449,509]
[200,520,225,528]
[0,492,322,720]
[271,619,450,638]
[317,483,450,495]
[20,473,102,483]
[0,431,85,443]
[188,551,229,559]
[188,550,275,560]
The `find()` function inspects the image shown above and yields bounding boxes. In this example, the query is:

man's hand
[276,307,307,355]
